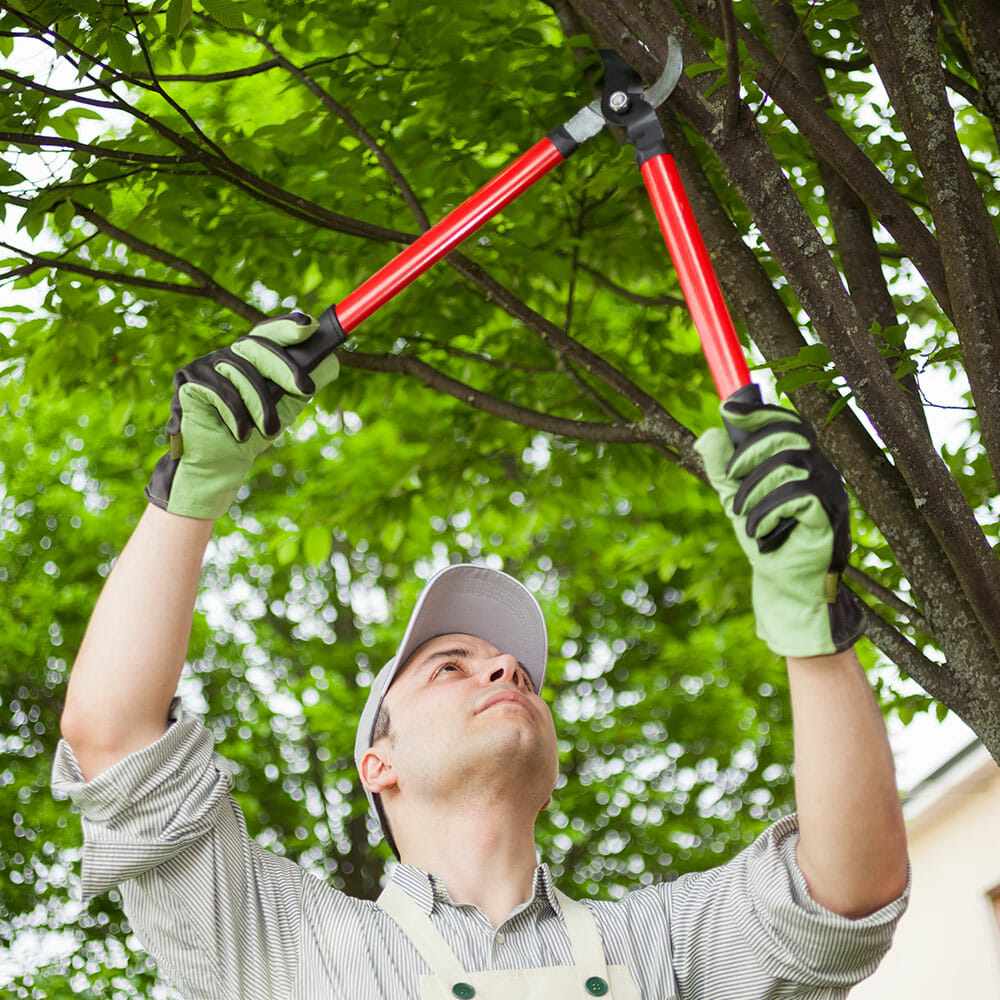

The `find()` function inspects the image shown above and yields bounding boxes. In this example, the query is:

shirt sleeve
[51,699,306,1000]
[665,814,910,999]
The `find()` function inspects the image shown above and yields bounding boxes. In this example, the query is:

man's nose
[485,654,522,686]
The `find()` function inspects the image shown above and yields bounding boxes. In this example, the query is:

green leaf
[166,0,194,36]
[825,394,851,423]
[0,163,26,187]
[302,524,332,565]
[276,532,300,566]
[380,520,405,553]
[106,30,134,73]
[873,322,908,347]
[52,199,75,233]
[199,0,244,29]
[775,367,827,394]
[685,61,719,78]
[109,397,134,433]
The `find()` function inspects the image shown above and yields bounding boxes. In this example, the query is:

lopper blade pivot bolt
[608,91,630,112]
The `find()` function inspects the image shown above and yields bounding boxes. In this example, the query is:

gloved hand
[145,312,341,520]
[694,396,865,658]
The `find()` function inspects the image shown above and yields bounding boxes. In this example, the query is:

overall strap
[553,888,614,994]
[378,881,469,984]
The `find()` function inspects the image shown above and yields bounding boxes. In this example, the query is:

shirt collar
[388,861,560,918]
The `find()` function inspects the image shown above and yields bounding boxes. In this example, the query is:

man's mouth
[476,691,532,715]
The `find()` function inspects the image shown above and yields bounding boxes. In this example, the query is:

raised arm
[60,506,214,780]
[695,397,907,918]
[786,647,907,916]
[60,312,341,781]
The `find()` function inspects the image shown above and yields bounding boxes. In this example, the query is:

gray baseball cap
[354,563,548,853]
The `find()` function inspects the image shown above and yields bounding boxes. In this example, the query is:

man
[53,314,909,999]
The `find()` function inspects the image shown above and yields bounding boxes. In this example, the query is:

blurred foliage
[0,0,996,995]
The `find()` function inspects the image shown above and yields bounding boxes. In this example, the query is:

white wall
[850,744,1000,998]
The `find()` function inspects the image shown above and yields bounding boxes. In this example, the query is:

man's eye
[434,662,463,677]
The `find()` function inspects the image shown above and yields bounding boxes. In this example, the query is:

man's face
[368,633,559,816]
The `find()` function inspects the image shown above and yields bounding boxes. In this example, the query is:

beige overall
[378,881,643,1000]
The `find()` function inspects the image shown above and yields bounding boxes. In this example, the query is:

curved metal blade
[643,37,684,108]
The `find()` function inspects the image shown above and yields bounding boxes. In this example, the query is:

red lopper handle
[639,153,751,400]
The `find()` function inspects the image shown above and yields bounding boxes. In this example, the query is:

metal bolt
[608,90,629,112]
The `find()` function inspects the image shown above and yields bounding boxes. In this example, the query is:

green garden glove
[694,397,865,658]
[145,312,341,520]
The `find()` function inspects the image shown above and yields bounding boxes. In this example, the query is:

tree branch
[859,0,1000,490]
[400,335,557,373]
[0,68,121,110]
[571,258,687,309]
[0,131,200,165]
[844,564,930,633]
[569,0,1000,670]
[69,203,264,321]
[751,0,927,424]
[859,602,972,722]
[730,26,955,320]
[2,10,416,246]
[339,350,647,445]
[0,240,249,308]
[942,68,982,109]
[130,58,282,83]
[248,33,432,232]
[644,1,1000,662]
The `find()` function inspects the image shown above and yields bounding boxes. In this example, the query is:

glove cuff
[829,579,866,652]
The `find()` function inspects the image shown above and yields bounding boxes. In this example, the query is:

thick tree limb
[645,2,1000,661]
[654,112,999,685]
[568,0,1000,668]
[940,0,1000,147]
[858,0,1000,488]
[751,0,926,425]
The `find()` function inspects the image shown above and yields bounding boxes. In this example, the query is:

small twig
[573,259,687,309]
[124,2,231,163]
[401,335,556,373]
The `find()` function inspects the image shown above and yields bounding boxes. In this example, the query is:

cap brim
[392,564,547,691]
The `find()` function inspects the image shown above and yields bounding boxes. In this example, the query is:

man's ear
[360,745,397,795]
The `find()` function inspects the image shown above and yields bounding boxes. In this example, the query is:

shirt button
[494,931,506,945]
[585,977,609,996]
[452,983,476,998]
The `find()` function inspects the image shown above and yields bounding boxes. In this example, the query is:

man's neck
[394,801,541,927]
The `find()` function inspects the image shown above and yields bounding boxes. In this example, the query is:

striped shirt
[51,701,908,999]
